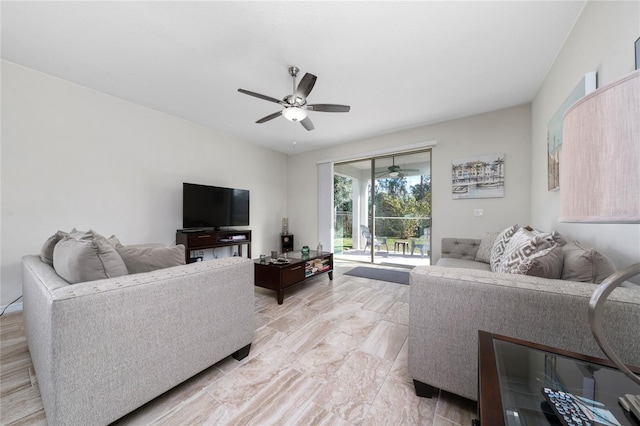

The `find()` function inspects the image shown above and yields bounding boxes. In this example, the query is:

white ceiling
[1,1,585,154]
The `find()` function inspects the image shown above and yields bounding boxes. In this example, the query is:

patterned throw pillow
[497,228,553,273]
[489,224,519,271]
[514,243,564,279]
[524,226,568,247]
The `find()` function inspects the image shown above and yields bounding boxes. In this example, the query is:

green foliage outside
[373,175,431,239]
[334,174,431,247]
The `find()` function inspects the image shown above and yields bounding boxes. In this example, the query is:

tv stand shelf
[176,229,251,264]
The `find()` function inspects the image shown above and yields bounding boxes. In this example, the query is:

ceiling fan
[237,66,350,131]
[376,157,420,178]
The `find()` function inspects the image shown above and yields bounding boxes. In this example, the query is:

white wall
[530,1,640,274]
[1,61,288,306]
[287,104,532,260]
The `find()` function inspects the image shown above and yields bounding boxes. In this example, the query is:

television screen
[183,183,249,229]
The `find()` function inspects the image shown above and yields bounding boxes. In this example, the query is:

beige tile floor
[0,260,477,425]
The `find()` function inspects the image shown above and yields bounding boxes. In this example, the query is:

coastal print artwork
[547,71,597,191]
[452,153,504,199]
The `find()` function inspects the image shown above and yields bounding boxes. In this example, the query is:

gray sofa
[408,237,640,401]
[22,254,254,425]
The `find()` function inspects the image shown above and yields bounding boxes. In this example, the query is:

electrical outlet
[197,250,204,257]
[474,209,484,217]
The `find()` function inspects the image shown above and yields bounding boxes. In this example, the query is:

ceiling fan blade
[256,111,282,124]
[295,73,317,99]
[300,116,315,131]
[238,88,283,104]
[307,104,350,112]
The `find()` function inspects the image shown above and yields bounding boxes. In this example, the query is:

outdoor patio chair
[410,229,430,258]
[360,225,389,253]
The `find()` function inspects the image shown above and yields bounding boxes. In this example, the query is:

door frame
[326,144,435,267]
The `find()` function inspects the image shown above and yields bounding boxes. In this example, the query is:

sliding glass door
[333,150,431,267]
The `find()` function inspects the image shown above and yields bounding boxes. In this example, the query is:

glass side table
[478,331,640,426]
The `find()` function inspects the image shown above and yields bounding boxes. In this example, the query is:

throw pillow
[497,228,553,273]
[549,231,568,247]
[524,226,568,247]
[53,230,128,284]
[562,241,617,284]
[116,244,185,274]
[40,230,69,266]
[107,235,122,247]
[475,232,498,264]
[489,224,519,271]
[514,244,564,279]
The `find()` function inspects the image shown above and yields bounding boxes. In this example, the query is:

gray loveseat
[408,237,640,401]
[23,254,254,425]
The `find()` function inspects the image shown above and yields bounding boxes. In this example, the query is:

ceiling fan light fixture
[282,107,308,122]
[389,171,399,177]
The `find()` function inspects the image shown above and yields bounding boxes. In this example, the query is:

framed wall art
[452,153,504,199]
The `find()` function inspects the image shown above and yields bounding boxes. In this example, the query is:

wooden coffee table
[254,251,333,304]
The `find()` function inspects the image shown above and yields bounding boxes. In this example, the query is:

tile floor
[0,260,478,425]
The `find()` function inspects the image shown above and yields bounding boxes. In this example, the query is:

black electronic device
[182,183,250,230]
[541,387,622,426]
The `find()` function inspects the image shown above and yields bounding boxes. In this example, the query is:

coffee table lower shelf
[254,251,333,304]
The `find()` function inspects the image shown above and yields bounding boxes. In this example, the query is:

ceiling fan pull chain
[292,123,297,148]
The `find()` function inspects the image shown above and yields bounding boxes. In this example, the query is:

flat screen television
[182,183,250,230]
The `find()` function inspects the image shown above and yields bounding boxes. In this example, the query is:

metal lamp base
[588,262,640,386]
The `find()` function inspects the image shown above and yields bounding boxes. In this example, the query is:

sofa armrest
[440,238,481,261]
[408,265,640,401]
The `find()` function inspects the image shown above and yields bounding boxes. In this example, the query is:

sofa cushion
[40,230,69,266]
[53,230,128,284]
[562,241,617,284]
[475,232,498,263]
[116,244,185,274]
[514,243,564,279]
[490,224,519,271]
[497,228,553,273]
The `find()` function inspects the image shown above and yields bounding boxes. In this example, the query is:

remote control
[542,388,593,426]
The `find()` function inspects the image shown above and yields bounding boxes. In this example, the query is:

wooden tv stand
[176,229,251,264]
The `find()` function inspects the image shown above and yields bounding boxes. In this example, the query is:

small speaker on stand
[281,234,294,253]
